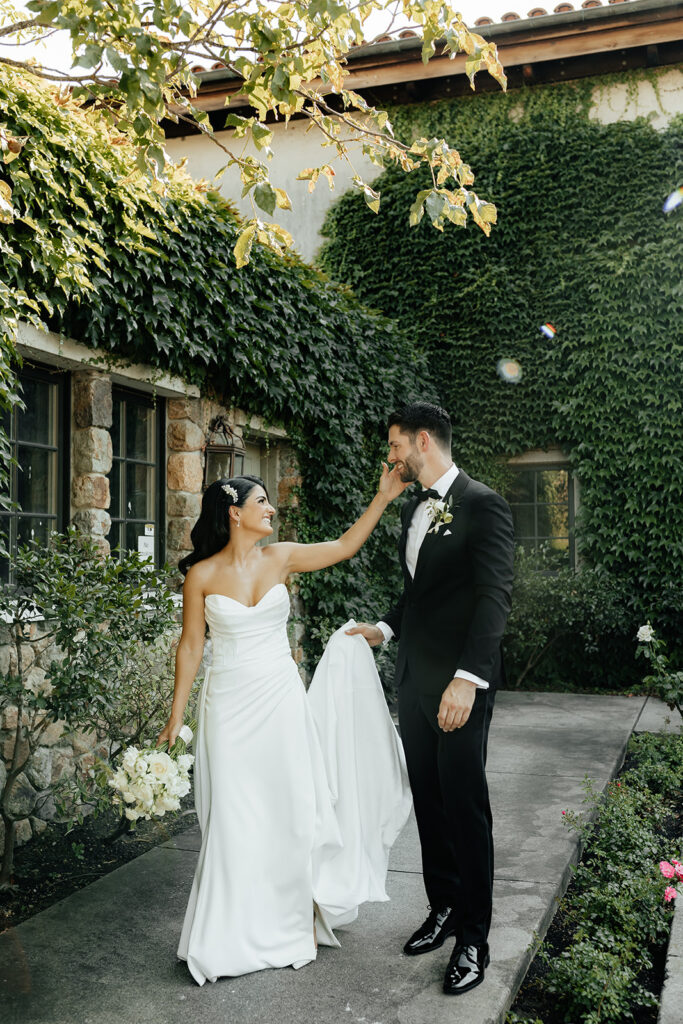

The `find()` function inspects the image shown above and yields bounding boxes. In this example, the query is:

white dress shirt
[377,463,489,690]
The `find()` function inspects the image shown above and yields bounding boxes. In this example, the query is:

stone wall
[0,617,106,853]
[71,370,112,555]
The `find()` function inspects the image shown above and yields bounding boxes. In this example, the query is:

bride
[157,466,411,985]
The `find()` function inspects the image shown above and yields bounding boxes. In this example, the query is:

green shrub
[0,529,177,885]
[523,734,682,1023]
[541,940,656,1024]
[623,732,683,799]
[503,549,636,691]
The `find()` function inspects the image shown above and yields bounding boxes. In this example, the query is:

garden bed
[0,797,196,933]
[507,732,682,1024]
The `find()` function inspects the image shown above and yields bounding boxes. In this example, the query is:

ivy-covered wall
[319,71,683,646]
[0,67,429,665]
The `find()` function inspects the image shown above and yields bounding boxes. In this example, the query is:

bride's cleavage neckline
[205,583,286,609]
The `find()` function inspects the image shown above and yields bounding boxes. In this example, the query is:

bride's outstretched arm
[277,462,410,575]
[157,567,206,748]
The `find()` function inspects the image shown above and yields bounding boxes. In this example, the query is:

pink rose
[660,861,675,879]
[676,865,683,881]
[664,886,678,903]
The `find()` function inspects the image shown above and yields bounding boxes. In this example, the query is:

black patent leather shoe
[443,943,490,995]
[402,906,458,956]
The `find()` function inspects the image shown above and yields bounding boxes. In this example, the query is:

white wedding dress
[177,583,412,985]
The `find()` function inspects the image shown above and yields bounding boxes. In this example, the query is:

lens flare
[663,187,683,214]
[539,323,556,340]
[496,359,522,384]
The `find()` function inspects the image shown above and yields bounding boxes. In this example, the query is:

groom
[349,402,514,996]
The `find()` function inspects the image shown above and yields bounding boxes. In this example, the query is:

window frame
[108,386,165,566]
[0,363,69,582]
[506,450,577,569]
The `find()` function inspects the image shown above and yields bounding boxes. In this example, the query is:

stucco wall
[165,116,379,264]
[165,67,683,263]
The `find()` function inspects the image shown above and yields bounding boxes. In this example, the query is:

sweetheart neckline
[204,583,287,610]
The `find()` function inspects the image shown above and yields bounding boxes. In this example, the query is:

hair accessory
[221,483,239,503]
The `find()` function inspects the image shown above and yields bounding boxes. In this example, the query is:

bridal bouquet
[109,723,196,823]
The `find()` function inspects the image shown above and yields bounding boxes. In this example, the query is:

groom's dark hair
[388,402,452,451]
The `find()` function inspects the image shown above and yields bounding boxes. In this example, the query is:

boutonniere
[425,495,457,534]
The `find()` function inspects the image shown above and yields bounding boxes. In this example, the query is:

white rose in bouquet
[108,720,196,824]
[146,751,173,780]
[122,747,141,773]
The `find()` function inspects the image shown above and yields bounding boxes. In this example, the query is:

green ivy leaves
[319,70,683,654]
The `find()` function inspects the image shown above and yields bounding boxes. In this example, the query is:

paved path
[0,693,661,1024]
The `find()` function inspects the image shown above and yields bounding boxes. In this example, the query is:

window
[507,455,576,568]
[0,366,67,582]
[243,439,279,543]
[108,389,164,564]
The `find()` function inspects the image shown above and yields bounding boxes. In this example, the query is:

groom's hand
[438,677,477,731]
[345,623,384,647]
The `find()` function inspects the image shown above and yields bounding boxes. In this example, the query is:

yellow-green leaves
[234,221,257,268]
[297,165,336,192]
[351,176,380,214]
[233,217,293,267]
[0,180,12,223]
[409,187,467,230]
[1,0,507,257]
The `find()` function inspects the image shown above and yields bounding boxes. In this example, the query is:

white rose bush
[108,723,196,824]
[636,624,683,721]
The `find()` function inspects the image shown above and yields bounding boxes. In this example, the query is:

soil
[0,799,197,934]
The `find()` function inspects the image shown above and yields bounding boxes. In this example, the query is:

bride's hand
[378,462,410,502]
[157,715,182,750]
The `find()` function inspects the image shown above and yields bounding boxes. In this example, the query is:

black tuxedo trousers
[398,673,495,946]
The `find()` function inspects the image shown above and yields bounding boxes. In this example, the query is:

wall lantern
[203,415,246,489]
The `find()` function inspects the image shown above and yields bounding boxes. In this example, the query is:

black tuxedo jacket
[382,470,515,698]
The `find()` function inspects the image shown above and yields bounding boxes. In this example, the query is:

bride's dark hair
[178,475,268,576]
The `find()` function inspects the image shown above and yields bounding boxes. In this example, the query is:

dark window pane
[507,471,535,504]
[0,516,9,583]
[111,398,122,458]
[16,446,57,514]
[126,520,148,555]
[16,378,56,445]
[109,460,121,519]
[538,470,568,505]
[126,463,154,520]
[233,453,245,476]
[17,516,53,549]
[511,505,535,537]
[107,520,122,554]
[537,502,569,540]
[126,401,154,461]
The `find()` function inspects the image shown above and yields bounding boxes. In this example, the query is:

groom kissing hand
[347,402,514,997]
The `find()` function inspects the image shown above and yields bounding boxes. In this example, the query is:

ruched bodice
[176,589,411,985]
[204,583,291,669]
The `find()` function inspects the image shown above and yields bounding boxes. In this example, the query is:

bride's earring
[236,518,241,528]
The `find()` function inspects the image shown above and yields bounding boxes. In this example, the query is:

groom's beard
[397,450,423,483]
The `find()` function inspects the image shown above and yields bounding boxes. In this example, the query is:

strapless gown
[177,583,411,985]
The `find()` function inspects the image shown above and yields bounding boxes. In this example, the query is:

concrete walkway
[0,693,667,1024]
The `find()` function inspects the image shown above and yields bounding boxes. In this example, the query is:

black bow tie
[416,488,440,503]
